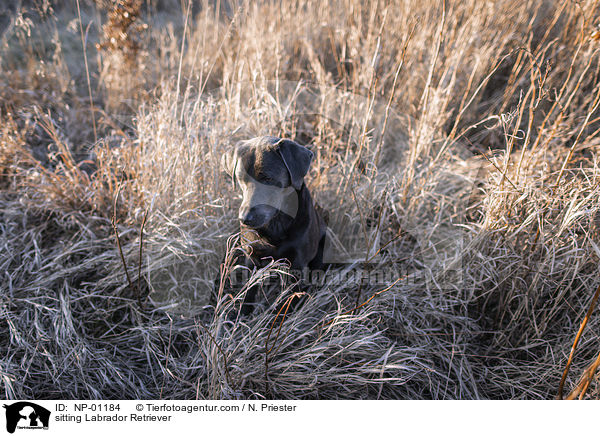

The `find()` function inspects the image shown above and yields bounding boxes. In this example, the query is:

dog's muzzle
[238,183,299,228]
[238,204,279,228]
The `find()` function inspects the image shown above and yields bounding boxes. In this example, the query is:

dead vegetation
[1,0,600,399]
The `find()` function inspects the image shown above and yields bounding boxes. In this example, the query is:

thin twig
[265,291,302,398]
[111,183,134,292]
[176,0,192,121]
[350,186,368,312]
[76,0,97,142]
[267,292,303,355]
[196,320,233,389]
[565,349,600,400]
[373,21,416,165]
[159,314,173,399]
[557,281,600,399]
[136,206,149,309]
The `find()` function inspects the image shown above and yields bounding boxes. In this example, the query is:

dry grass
[2,0,600,399]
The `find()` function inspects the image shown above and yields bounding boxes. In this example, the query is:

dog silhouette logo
[3,402,50,433]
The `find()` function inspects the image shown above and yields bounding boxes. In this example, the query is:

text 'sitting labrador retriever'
[219,136,327,313]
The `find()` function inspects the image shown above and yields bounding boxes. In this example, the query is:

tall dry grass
[1,0,600,399]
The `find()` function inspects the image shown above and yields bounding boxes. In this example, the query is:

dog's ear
[277,139,314,190]
[221,149,238,188]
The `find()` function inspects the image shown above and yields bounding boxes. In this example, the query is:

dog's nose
[240,210,259,227]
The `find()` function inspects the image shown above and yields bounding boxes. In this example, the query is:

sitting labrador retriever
[217,136,327,314]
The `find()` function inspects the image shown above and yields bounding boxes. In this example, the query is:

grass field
[1,0,600,399]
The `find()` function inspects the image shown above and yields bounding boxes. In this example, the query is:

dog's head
[222,136,313,230]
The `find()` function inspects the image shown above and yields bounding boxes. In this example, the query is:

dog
[217,136,327,314]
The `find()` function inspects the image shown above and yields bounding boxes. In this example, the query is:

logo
[3,402,50,434]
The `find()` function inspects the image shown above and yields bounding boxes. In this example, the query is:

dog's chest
[239,225,303,267]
